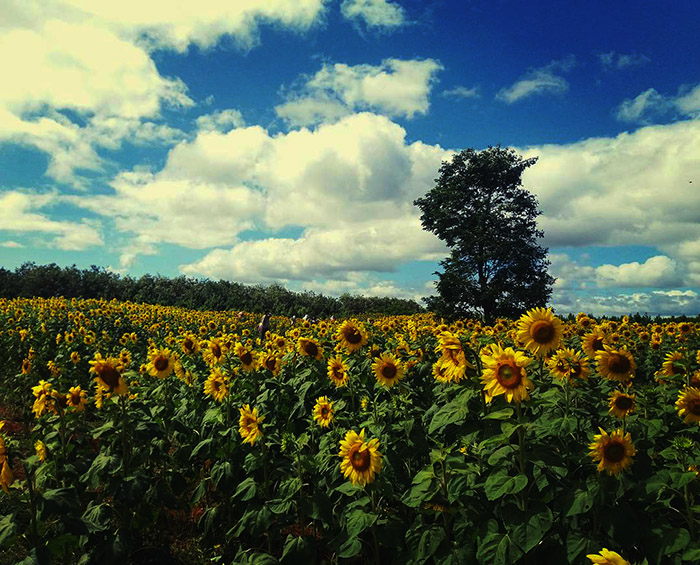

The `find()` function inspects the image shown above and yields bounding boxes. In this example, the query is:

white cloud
[497,57,575,104]
[0,241,24,248]
[276,58,443,126]
[598,52,650,71]
[552,288,699,317]
[340,0,406,29]
[595,255,683,288]
[1,0,327,182]
[195,109,246,133]
[615,88,669,123]
[441,86,480,99]
[0,191,103,250]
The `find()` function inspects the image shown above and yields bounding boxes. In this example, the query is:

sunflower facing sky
[589,428,636,476]
[480,344,533,403]
[516,307,564,358]
[339,428,382,486]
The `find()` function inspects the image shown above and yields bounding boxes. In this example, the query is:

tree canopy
[414,145,554,322]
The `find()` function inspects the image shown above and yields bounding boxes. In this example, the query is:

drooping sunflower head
[339,428,382,486]
[480,344,533,404]
[313,396,335,428]
[608,390,636,419]
[297,337,324,361]
[595,347,636,382]
[327,356,349,387]
[372,352,405,388]
[588,428,636,476]
[676,387,700,425]
[516,307,564,357]
[239,404,264,446]
[336,320,368,353]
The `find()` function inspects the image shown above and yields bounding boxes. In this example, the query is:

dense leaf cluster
[0,263,423,317]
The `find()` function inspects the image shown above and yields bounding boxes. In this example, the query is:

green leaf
[0,514,17,548]
[484,472,528,501]
[660,527,690,555]
[402,469,437,508]
[281,536,311,562]
[484,408,514,420]
[335,481,362,496]
[566,532,591,562]
[234,477,257,501]
[190,438,213,459]
[565,490,593,517]
[510,506,552,553]
[476,532,510,565]
[417,526,446,561]
[428,397,470,434]
[346,508,377,538]
[40,487,80,517]
[338,537,362,558]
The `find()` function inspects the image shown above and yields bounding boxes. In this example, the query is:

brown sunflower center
[240,352,253,366]
[304,342,319,357]
[265,358,277,371]
[614,396,634,411]
[320,406,330,418]
[381,363,398,381]
[96,363,121,388]
[496,363,522,388]
[607,353,631,374]
[211,343,222,358]
[154,356,169,371]
[183,338,194,351]
[592,337,605,352]
[345,328,363,344]
[603,441,627,463]
[350,445,371,472]
[71,392,81,405]
[671,363,685,375]
[688,399,700,416]
[212,379,221,392]
[530,320,555,344]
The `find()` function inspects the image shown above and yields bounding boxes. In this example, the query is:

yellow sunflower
[34,440,48,463]
[313,396,335,428]
[608,390,636,419]
[260,352,282,376]
[297,337,324,361]
[89,353,128,396]
[235,343,256,372]
[661,350,686,377]
[432,358,452,384]
[480,344,533,403]
[676,387,700,424]
[595,347,636,382]
[335,320,368,353]
[0,460,13,494]
[588,428,635,476]
[339,428,382,486]
[239,405,264,446]
[372,352,405,388]
[21,359,32,375]
[202,338,226,365]
[586,548,629,565]
[327,356,349,387]
[547,348,589,383]
[203,369,229,402]
[582,328,609,359]
[434,332,473,383]
[181,334,199,355]
[516,307,564,357]
[66,386,88,412]
[70,351,81,364]
[147,348,177,379]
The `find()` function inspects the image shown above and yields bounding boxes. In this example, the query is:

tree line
[0,263,424,317]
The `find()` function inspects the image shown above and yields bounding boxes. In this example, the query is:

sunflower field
[0,297,699,564]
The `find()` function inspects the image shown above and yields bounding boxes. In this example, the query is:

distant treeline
[0,262,424,317]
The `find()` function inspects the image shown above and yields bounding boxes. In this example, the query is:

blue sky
[1,0,699,315]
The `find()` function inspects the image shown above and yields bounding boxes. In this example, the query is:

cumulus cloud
[195,109,246,133]
[340,0,406,29]
[1,0,326,182]
[598,52,650,71]
[497,57,575,104]
[595,255,683,288]
[0,191,103,250]
[276,58,443,126]
[552,289,700,317]
[0,241,25,248]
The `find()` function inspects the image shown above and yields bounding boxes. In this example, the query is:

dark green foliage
[0,262,423,316]
[414,146,554,323]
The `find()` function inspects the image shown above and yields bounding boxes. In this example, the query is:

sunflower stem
[370,489,381,565]
[685,482,696,540]
[515,402,528,514]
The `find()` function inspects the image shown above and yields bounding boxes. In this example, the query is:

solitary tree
[414,146,554,323]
